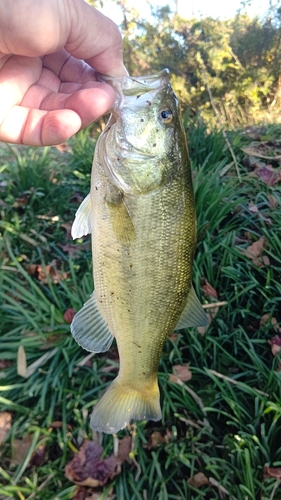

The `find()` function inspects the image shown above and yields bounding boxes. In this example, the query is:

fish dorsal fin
[71,292,114,352]
[71,193,92,240]
[175,286,209,329]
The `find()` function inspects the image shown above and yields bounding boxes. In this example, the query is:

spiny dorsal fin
[71,292,114,352]
[71,193,92,240]
[176,286,209,329]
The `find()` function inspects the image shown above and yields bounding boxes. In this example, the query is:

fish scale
[71,69,208,433]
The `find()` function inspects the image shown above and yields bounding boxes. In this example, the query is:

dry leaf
[11,433,33,464]
[65,441,123,488]
[49,421,73,431]
[197,306,219,335]
[0,359,13,369]
[117,436,132,463]
[201,279,218,299]
[17,346,58,378]
[0,412,12,445]
[264,466,281,479]
[147,431,168,449]
[268,194,279,209]
[248,203,259,213]
[29,444,46,467]
[268,335,281,356]
[252,164,281,186]
[64,308,76,324]
[188,472,210,487]
[172,364,192,382]
[260,314,281,333]
[59,243,81,256]
[62,223,74,239]
[242,237,270,267]
[37,260,68,284]
[73,487,115,500]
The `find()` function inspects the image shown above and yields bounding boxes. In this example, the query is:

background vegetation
[1,1,281,499]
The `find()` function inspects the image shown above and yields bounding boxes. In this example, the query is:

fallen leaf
[49,421,73,431]
[59,243,81,257]
[55,142,70,153]
[268,335,281,356]
[147,431,167,449]
[117,436,132,463]
[260,314,281,333]
[187,472,210,487]
[268,194,279,209]
[38,260,68,284]
[0,412,12,445]
[242,237,270,267]
[73,487,115,500]
[11,433,33,464]
[61,223,73,239]
[65,441,122,487]
[252,164,281,186]
[29,444,46,467]
[201,279,218,299]
[248,203,259,213]
[241,146,281,161]
[64,308,76,324]
[197,306,219,335]
[172,364,192,382]
[0,359,13,369]
[12,194,30,208]
[264,466,281,479]
[168,333,179,341]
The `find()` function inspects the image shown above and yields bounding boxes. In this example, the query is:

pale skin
[0,0,127,146]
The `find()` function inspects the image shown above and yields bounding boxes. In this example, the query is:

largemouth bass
[71,69,208,434]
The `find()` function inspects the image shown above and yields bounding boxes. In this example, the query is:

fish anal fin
[176,286,209,329]
[72,193,92,240]
[90,377,161,434]
[71,292,113,352]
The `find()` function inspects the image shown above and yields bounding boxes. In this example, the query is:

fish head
[99,70,187,195]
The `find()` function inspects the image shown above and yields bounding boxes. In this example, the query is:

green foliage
[0,119,281,499]
[119,3,281,126]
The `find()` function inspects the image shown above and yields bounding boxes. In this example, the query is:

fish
[71,69,208,434]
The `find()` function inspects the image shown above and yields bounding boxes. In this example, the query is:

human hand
[0,0,127,146]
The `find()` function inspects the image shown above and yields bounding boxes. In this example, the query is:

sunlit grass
[0,119,281,499]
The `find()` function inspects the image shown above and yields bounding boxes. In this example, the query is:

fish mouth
[98,69,170,98]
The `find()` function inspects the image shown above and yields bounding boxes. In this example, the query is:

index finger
[0,0,127,78]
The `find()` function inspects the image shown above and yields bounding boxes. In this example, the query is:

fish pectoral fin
[175,286,209,329]
[71,292,114,352]
[71,193,92,239]
[105,189,135,244]
[90,377,161,434]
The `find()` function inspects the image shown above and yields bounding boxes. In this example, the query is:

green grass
[0,118,281,499]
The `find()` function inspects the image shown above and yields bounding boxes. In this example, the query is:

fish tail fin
[90,377,161,434]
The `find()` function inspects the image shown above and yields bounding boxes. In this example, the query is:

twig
[26,474,55,500]
[209,476,238,499]
[174,377,211,428]
[269,479,281,500]
[208,369,269,397]
[202,301,227,309]
[197,57,241,182]
[205,81,241,182]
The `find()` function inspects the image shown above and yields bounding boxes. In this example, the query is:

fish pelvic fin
[90,377,161,434]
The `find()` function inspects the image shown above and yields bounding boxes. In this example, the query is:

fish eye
[159,108,173,124]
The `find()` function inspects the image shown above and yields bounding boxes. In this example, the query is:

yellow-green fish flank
[71,69,208,434]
